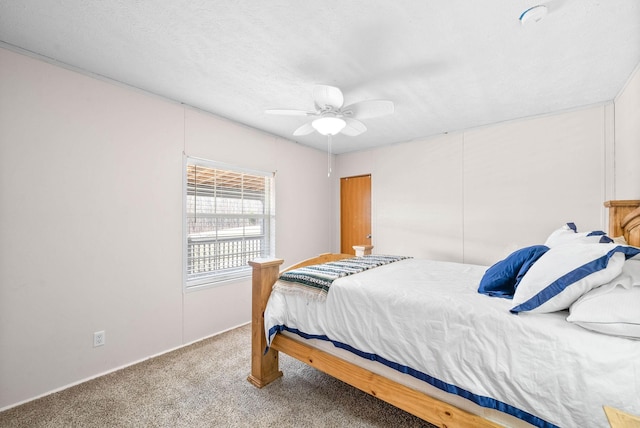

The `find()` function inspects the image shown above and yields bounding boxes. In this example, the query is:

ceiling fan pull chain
[327,134,332,177]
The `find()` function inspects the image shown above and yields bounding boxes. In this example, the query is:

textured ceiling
[1,1,639,154]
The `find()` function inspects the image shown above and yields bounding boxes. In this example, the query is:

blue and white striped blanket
[274,254,411,300]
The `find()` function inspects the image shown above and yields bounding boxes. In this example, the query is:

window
[184,158,274,288]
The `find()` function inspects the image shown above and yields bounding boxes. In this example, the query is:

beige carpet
[0,324,436,427]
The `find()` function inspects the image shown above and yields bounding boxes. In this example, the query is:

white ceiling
[1,1,639,154]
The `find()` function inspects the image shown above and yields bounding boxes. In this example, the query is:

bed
[247,200,640,428]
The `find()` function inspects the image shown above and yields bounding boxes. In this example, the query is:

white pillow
[567,260,640,338]
[511,244,626,313]
[544,222,613,247]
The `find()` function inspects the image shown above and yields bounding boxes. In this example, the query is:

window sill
[184,275,251,293]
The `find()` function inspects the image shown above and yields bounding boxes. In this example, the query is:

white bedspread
[264,258,640,428]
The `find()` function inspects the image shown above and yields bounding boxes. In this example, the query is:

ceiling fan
[265,85,394,137]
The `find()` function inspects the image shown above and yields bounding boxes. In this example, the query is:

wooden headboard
[604,200,640,247]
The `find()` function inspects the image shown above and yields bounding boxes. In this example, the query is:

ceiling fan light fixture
[312,117,346,135]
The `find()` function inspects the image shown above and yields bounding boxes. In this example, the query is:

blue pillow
[478,245,549,299]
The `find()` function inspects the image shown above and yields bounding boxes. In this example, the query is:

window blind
[185,159,274,288]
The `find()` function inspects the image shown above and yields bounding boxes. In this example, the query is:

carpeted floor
[0,324,436,427]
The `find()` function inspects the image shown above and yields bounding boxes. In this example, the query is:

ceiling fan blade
[265,109,313,116]
[341,118,367,136]
[343,99,394,119]
[313,85,344,109]
[293,122,316,136]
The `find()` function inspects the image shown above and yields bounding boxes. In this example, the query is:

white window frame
[183,156,275,290]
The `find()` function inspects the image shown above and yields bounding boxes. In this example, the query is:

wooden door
[340,175,372,254]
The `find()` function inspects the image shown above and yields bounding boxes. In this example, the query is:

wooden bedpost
[247,258,284,388]
[352,245,373,257]
[604,200,640,242]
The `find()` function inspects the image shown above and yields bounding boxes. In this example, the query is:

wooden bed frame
[248,200,640,428]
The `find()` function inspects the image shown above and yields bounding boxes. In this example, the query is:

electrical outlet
[93,331,105,347]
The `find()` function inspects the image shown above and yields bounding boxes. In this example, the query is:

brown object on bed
[249,201,640,428]
[604,200,640,247]
[603,405,640,428]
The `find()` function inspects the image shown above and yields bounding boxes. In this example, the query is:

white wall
[339,135,465,261]
[614,63,640,199]
[337,104,616,266]
[0,47,334,409]
[181,109,335,342]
